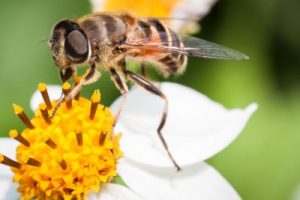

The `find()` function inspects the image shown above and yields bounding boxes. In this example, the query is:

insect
[49,11,248,171]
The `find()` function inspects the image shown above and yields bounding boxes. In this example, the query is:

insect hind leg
[124,69,181,171]
[109,68,128,126]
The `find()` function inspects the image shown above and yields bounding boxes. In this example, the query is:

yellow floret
[10,84,122,200]
[104,0,179,18]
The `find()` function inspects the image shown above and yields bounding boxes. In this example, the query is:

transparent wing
[181,36,249,60]
[125,34,249,60]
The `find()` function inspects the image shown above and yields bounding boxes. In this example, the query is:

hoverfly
[49,11,248,171]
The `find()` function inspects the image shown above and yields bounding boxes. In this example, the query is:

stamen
[59,159,67,170]
[45,138,57,149]
[8,85,122,199]
[38,82,52,110]
[74,76,81,100]
[39,104,51,124]
[90,90,101,120]
[62,82,72,109]
[26,158,41,167]
[99,131,107,146]
[13,104,35,129]
[0,154,21,169]
[9,129,30,147]
[75,130,83,146]
[63,188,73,195]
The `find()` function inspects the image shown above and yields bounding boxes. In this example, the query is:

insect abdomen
[137,19,187,76]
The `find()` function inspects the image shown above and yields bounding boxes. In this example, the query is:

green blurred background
[0,0,299,199]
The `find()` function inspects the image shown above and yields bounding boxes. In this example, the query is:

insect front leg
[123,69,181,171]
[109,68,128,126]
[51,64,100,117]
[57,67,79,101]
[59,67,76,83]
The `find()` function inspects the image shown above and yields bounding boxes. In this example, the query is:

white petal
[87,183,143,200]
[0,138,20,199]
[118,159,241,200]
[170,0,218,32]
[0,138,18,177]
[90,0,105,12]
[111,82,257,167]
[30,85,61,111]
[0,177,20,200]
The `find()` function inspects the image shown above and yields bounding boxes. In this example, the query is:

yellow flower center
[1,82,122,200]
[104,0,180,17]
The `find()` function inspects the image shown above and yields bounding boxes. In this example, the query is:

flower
[109,82,257,199]
[0,83,122,200]
[89,0,217,33]
[111,83,258,168]
[0,82,257,199]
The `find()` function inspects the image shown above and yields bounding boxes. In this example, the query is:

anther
[75,131,83,146]
[45,138,57,149]
[99,132,107,146]
[90,90,101,120]
[62,82,72,109]
[38,82,52,110]
[13,104,35,129]
[0,154,21,169]
[40,104,51,124]
[9,129,30,147]
[59,159,67,170]
[26,158,41,167]
[74,76,81,100]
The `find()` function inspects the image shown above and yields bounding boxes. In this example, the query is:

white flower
[111,83,257,168]
[89,0,217,33]
[170,0,218,33]
[0,82,257,200]
[0,138,20,200]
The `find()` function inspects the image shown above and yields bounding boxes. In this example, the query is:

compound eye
[65,30,89,62]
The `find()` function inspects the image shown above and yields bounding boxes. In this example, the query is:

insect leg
[124,69,181,171]
[51,65,100,117]
[110,68,128,126]
[59,67,75,83]
[57,67,79,102]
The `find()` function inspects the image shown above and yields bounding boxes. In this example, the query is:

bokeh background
[0,0,299,199]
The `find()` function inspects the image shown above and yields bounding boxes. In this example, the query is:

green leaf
[112,175,128,187]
